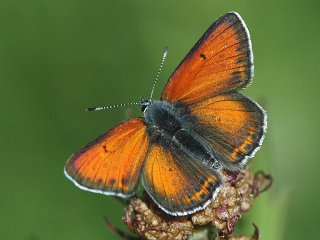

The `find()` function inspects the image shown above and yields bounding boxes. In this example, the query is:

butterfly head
[140,97,151,114]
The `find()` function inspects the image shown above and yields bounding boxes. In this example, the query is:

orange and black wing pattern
[189,92,266,170]
[161,12,253,104]
[64,12,266,217]
[142,144,220,216]
[65,118,149,197]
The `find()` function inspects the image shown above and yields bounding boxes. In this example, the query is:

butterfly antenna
[86,102,140,112]
[149,46,168,100]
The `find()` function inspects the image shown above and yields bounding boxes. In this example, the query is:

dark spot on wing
[232,71,242,76]
[109,178,116,185]
[200,53,207,60]
[192,182,201,192]
[121,177,129,186]
[244,142,253,152]
[229,75,242,83]
[200,192,207,200]
[198,179,205,185]
[102,145,108,152]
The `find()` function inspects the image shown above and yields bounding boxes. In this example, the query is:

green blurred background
[1,0,319,239]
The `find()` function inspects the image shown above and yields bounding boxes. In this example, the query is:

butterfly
[64,12,266,216]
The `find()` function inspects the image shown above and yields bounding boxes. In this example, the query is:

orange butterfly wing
[64,118,149,197]
[142,144,220,216]
[161,12,253,104]
[189,92,266,169]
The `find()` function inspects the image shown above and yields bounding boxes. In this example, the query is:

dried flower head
[116,167,272,240]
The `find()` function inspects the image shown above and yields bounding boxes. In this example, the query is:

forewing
[161,12,253,104]
[189,92,266,170]
[65,118,149,197]
[142,144,220,216]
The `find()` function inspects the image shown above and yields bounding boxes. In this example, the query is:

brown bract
[121,167,272,240]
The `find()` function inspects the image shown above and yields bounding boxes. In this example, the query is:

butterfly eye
[141,104,148,113]
[140,98,151,113]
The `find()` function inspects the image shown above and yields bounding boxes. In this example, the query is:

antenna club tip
[164,46,168,56]
[86,107,96,111]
